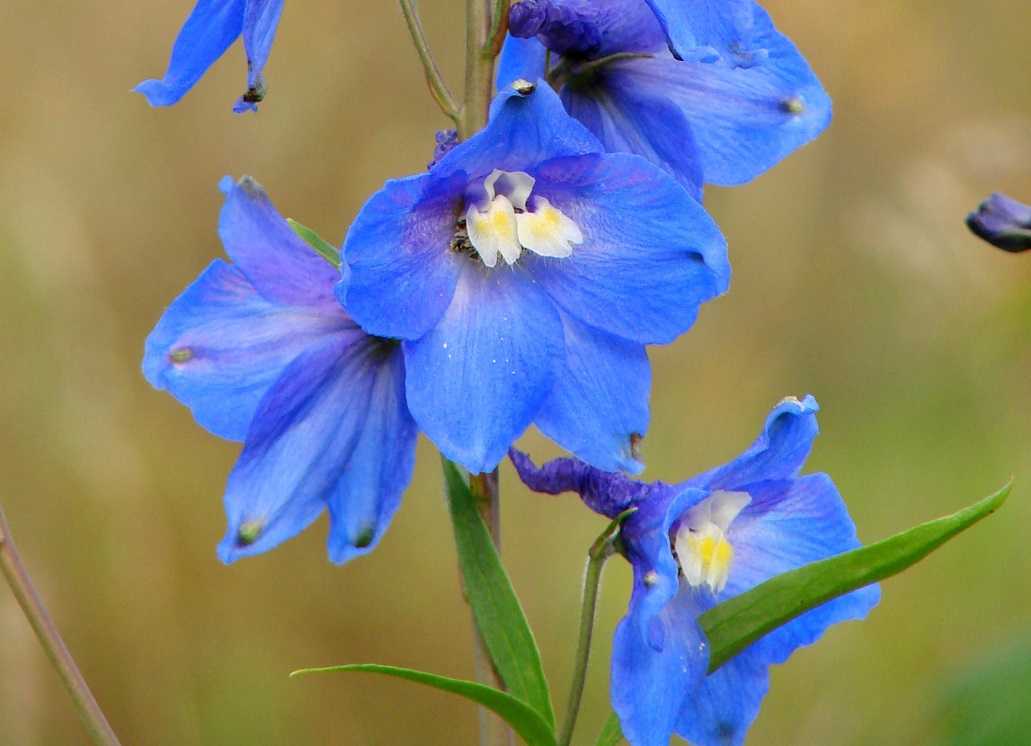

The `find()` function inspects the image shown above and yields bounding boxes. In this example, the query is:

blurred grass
[2,0,1031,743]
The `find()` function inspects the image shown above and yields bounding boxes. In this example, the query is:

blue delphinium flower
[135,0,284,112]
[340,80,730,476]
[966,192,1031,252]
[499,0,830,199]
[144,175,417,563]
[512,396,880,746]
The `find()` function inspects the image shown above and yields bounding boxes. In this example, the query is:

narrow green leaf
[286,218,341,269]
[443,459,555,728]
[700,481,1011,673]
[291,664,557,746]
[594,712,624,746]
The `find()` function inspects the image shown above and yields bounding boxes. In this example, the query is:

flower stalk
[0,502,121,746]
[558,509,631,746]
[466,467,514,746]
[396,0,460,125]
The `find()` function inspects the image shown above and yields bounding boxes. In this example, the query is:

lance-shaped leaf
[700,481,1011,673]
[287,218,342,269]
[594,712,624,746]
[291,664,557,746]
[444,459,556,729]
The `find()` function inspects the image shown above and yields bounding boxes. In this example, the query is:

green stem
[0,503,120,746]
[464,465,513,746]
[397,0,460,124]
[558,510,635,746]
[459,0,495,139]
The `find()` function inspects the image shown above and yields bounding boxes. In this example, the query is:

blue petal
[645,0,764,67]
[560,78,705,200]
[683,395,819,490]
[721,474,880,664]
[234,0,285,112]
[217,333,407,562]
[143,260,349,441]
[403,266,563,473]
[327,346,418,564]
[526,153,728,344]
[432,83,603,181]
[220,176,344,312]
[612,581,708,746]
[535,312,649,473]
[134,0,245,107]
[342,171,465,340]
[496,35,547,90]
[672,645,769,746]
[590,13,829,187]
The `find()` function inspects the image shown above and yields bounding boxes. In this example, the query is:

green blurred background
[2,0,1031,743]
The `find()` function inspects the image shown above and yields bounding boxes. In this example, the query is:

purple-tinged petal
[342,171,465,341]
[143,260,350,441]
[217,333,402,562]
[403,267,563,474]
[432,83,603,182]
[683,395,819,491]
[561,79,705,200]
[233,0,285,112]
[135,0,245,107]
[218,176,344,312]
[509,448,655,517]
[526,153,728,344]
[327,346,418,564]
[496,36,548,91]
[508,0,666,58]
[535,312,649,473]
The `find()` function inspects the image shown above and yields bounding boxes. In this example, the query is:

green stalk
[459,0,495,139]
[397,0,460,124]
[0,502,120,746]
[558,510,634,746]
[460,463,513,746]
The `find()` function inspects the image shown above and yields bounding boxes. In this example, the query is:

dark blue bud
[966,192,1031,253]
[428,130,459,170]
[508,0,665,59]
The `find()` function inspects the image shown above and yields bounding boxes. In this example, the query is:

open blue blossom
[144,176,417,564]
[341,80,729,475]
[512,396,879,746]
[500,0,830,198]
[966,192,1031,252]
[135,0,284,112]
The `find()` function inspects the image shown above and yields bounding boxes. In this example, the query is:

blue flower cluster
[512,397,880,746]
[141,0,863,742]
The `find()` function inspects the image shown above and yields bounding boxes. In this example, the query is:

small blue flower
[144,176,417,564]
[512,395,880,746]
[966,192,1031,252]
[135,0,284,112]
[500,0,830,199]
[341,81,729,475]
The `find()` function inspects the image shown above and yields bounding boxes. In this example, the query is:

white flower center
[465,169,583,268]
[674,490,751,594]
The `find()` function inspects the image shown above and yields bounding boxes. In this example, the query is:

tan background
[2,0,1031,743]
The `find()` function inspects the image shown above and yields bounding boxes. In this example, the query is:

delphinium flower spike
[136,0,284,112]
[512,396,880,746]
[340,80,730,475]
[144,176,417,563]
[499,0,830,199]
